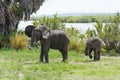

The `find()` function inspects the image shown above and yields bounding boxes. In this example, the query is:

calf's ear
[42,30,50,39]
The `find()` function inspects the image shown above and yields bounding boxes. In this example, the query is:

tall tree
[0,0,45,47]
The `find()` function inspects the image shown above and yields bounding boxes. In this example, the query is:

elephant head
[85,39,92,56]
[28,24,50,49]
[84,44,93,59]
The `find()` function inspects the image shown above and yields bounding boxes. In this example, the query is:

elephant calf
[85,37,102,61]
[28,24,70,63]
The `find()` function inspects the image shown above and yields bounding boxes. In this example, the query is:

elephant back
[86,37,102,49]
[36,24,48,31]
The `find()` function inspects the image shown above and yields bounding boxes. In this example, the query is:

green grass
[0,48,120,80]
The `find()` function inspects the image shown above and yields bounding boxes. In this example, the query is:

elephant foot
[94,56,100,61]
[97,57,100,60]
[44,61,49,63]
[62,60,66,62]
[44,62,49,63]
[62,59,67,63]
[39,60,44,63]
[85,54,88,56]
[93,58,99,61]
[97,58,100,61]
[89,55,93,59]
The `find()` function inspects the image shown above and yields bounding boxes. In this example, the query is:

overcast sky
[32,0,120,16]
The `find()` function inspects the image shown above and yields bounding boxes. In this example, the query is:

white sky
[32,0,120,16]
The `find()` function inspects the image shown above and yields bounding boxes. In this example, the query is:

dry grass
[11,34,28,50]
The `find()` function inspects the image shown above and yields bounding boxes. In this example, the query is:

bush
[85,13,120,53]
[69,37,80,52]
[32,14,65,30]
[106,50,118,56]
[11,33,28,50]
[69,37,86,52]
[64,27,85,52]
[0,34,10,48]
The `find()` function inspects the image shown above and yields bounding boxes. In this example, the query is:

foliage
[0,34,10,48]
[69,37,81,52]
[0,0,45,48]
[61,15,112,23]
[10,33,28,50]
[64,27,85,52]
[85,13,120,53]
[85,28,96,38]
[32,14,65,29]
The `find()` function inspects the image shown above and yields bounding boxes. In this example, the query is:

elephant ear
[25,25,35,37]
[34,29,42,40]
[42,30,50,39]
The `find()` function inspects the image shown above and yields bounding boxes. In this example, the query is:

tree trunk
[0,0,45,47]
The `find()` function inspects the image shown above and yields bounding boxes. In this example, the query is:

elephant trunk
[85,47,88,56]
[28,29,37,50]
[28,39,33,50]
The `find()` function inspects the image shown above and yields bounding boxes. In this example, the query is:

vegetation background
[0,1,120,80]
[0,13,118,80]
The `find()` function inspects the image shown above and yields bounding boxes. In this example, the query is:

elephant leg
[96,48,101,61]
[43,46,49,63]
[40,45,45,62]
[40,53,44,62]
[59,49,68,62]
[97,51,101,60]
[45,51,49,63]
[89,49,93,59]
[94,50,98,61]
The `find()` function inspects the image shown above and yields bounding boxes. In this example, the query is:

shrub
[86,13,120,53]
[69,37,80,52]
[11,33,28,50]
[64,27,85,52]
[107,50,118,56]
[0,34,10,48]
[32,14,65,30]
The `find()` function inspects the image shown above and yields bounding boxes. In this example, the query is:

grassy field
[0,48,120,80]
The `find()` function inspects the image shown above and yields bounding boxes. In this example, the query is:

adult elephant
[85,37,102,61]
[28,24,70,63]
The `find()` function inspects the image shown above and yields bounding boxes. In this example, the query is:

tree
[0,0,45,47]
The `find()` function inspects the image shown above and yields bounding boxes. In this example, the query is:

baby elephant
[28,24,70,63]
[85,37,102,61]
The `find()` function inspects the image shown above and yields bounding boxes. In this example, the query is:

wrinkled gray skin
[85,37,102,61]
[28,24,70,63]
